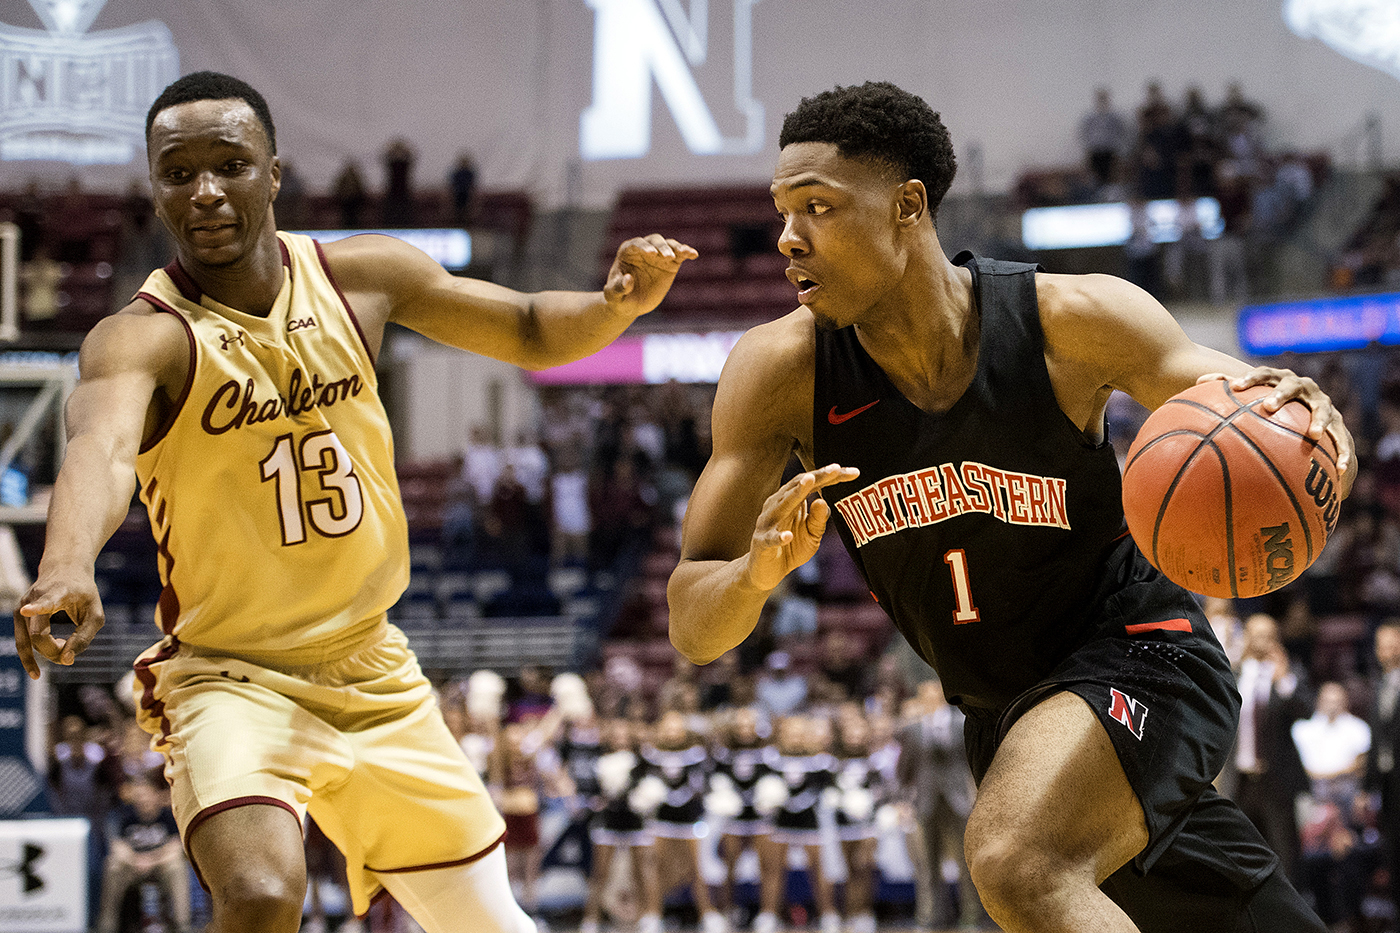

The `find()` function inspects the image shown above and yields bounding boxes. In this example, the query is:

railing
[43,615,593,684]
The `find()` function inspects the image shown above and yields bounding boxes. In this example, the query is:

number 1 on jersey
[944,548,980,624]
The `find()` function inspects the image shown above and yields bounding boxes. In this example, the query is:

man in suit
[1362,618,1400,921]
[1228,612,1315,883]
[896,679,987,931]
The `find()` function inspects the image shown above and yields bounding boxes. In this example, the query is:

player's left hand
[603,235,698,317]
[1197,367,1355,499]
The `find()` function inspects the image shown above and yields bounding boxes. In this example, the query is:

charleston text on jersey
[200,367,364,436]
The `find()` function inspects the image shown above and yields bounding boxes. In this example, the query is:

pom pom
[841,787,874,822]
[820,786,843,811]
[875,803,901,832]
[709,773,735,795]
[596,750,637,798]
[754,774,789,816]
[466,670,506,720]
[551,672,594,721]
[629,774,668,816]
[706,784,744,819]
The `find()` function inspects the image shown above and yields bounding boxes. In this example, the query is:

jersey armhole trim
[134,295,197,454]
[313,239,376,368]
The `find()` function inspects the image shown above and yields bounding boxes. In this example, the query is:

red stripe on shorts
[1125,618,1192,635]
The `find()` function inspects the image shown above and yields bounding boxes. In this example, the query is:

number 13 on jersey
[260,430,365,545]
[944,548,980,624]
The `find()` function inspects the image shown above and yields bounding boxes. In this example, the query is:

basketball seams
[1219,423,1316,564]
[1124,380,1334,598]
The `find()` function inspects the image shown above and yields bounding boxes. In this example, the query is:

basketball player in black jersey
[668,81,1355,933]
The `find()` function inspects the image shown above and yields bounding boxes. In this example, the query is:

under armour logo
[1108,688,1149,740]
[1,842,45,894]
[219,330,246,351]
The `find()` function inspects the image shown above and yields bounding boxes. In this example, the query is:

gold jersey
[133,232,409,664]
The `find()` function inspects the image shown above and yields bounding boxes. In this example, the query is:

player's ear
[269,156,282,203]
[895,180,926,228]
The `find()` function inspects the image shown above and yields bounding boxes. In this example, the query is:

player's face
[149,98,280,270]
[771,141,906,331]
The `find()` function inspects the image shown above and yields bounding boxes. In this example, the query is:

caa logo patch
[1108,688,1149,740]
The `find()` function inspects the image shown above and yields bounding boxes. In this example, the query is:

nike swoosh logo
[828,400,879,424]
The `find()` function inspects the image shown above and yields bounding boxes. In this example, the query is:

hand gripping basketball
[1122,380,1341,599]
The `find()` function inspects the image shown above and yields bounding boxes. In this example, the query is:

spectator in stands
[1208,161,1253,303]
[1226,612,1315,883]
[1203,596,1246,668]
[1293,682,1375,931]
[1123,197,1162,297]
[463,424,505,504]
[1078,87,1130,195]
[330,158,368,228]
[483,463,534,575]
[1217,82,1266,181]
[506,429,550,508]
[509,665,556,725]
[1174,85,1218,194]
[381,137,417,227]
[490,720,571,929]
[303,816,362,933]
[588,453,656,570]
[755,650,807,717]
[49,714,110,818]
[19,237,63,323]
[1133,81,1181,200]
[274,159,307,230]
[817,629,871,702]
[96,774,190,933]
[697,649,744,711]
[1363,619,1400,922]
[548,442,592,568]
[450,151,479,228]
[897,681,985,932]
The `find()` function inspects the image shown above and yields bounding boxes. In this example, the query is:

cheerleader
[754,715,840,933]
[832,709,889,933]
[709,706,776,926]
[639,709,728,933]
[582,718,659,933]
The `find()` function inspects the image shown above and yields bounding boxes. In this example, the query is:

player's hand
[744,464,859,592]
[13,572,105,680]
[603,235,699,317]
[1197,367,1355,498]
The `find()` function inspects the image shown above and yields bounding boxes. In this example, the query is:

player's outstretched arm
[13,307,183,679]
[323,233,696,370]
[667,321,856,664]
[1038,271,1355,495]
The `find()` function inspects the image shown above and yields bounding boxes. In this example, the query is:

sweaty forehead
[150,99,267,154]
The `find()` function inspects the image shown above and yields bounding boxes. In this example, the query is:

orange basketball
[1122,380,1341,599]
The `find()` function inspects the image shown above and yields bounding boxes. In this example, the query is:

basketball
[1122,380,1342,599]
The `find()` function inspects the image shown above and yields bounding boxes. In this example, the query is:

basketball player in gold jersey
[12,72,696,933]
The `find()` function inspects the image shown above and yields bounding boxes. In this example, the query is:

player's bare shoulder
[714,308,816,450]
[81,297,190,382]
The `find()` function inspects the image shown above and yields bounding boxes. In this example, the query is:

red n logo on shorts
[1108,688,1148,740]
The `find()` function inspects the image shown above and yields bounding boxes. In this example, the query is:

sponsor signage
[1237,291,1400,355]
[529,329,744,384]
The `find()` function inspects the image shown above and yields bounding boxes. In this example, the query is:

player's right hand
[744,463,859,592]
[13,574,105,680]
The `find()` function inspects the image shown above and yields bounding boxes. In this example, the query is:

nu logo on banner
[581,0,763,160]
[0,0,179,165]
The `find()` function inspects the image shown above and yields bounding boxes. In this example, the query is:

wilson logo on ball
[1305,460,1340,533]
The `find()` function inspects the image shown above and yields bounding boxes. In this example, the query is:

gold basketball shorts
[131,619,505,915]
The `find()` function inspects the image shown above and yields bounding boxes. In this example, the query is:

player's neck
[855,251,976,412]
[178,231,285,318]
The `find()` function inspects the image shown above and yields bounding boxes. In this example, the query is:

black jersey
[642,743,710,825]
[814,253,1174,710]
[712,744,775,823]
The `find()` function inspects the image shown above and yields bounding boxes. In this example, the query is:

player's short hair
[146,71,277,154]
[779,81,957,218]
